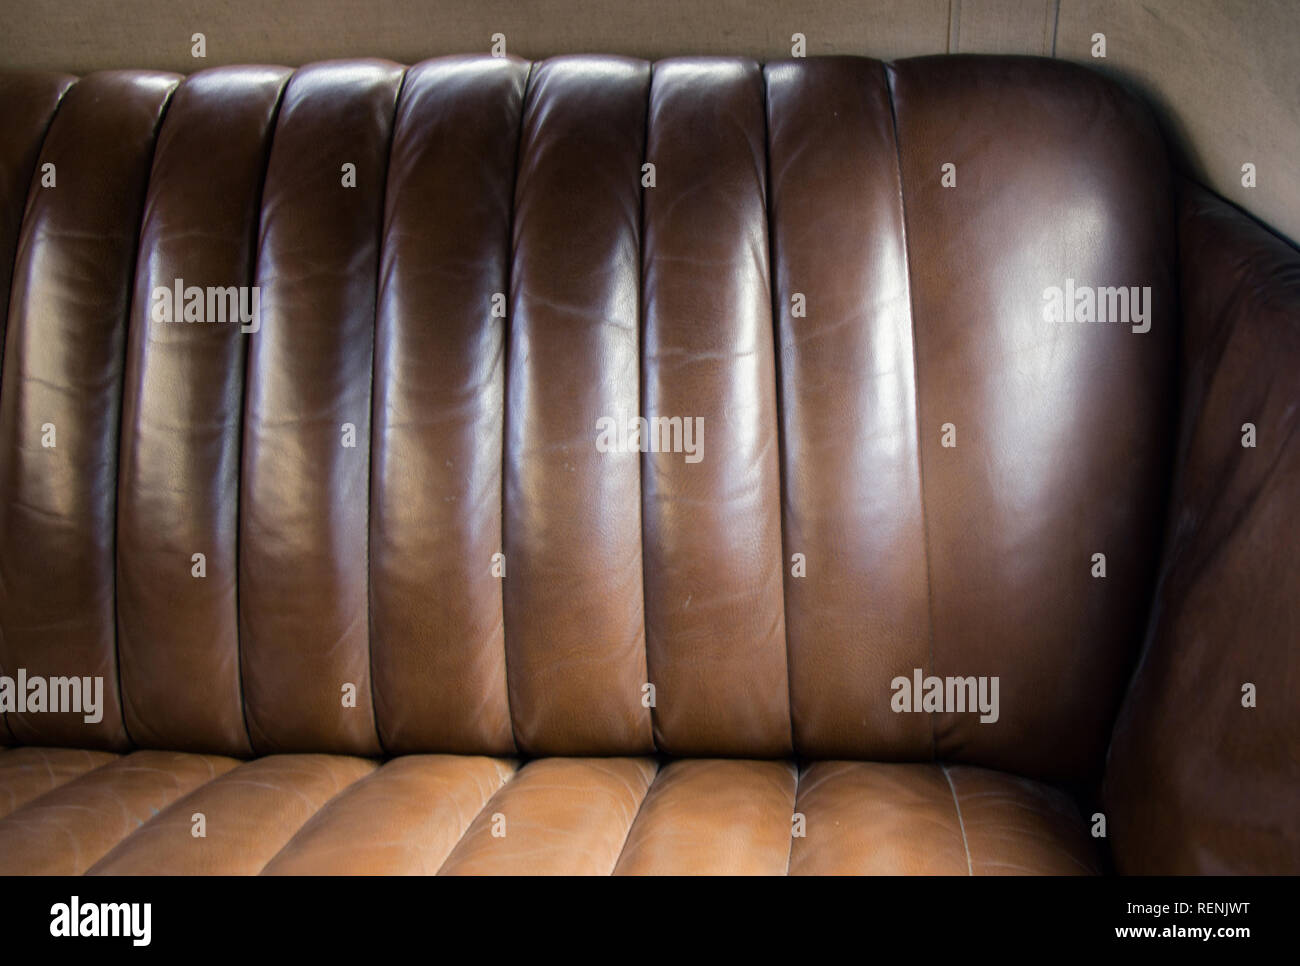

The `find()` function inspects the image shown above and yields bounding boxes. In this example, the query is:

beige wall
[1054,1,1299,246]
[1,0,1296,242]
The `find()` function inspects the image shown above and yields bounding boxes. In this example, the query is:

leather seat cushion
[0,750,1098,874]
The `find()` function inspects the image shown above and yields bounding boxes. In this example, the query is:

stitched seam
[760,60,796,758]
[499,58,535,757]
[883,62,939,761]
[83,752,230,873]
[637,59,656,754]
[610,758,660,875]
[362,63,408,759]
[434,756,525,875]
[253,760,379,874]
[940,762,974,876]
[783,761,801,876]
[0,747,122,816]
[233,71,291,757]
[110,75,184,753]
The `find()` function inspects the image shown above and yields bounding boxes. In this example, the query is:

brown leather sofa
[0,53,1295,876]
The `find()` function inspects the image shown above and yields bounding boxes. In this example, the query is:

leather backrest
[886,57,1175,780]
[0,55,1175,781]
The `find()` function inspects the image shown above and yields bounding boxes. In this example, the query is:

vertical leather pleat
[239,60,403,755]
[0,71,179,750]
[116,66,290,756]
[765,57,932,759]
[502,56,654,756]
[369,56,525,754]
[0,69,76,745]
[640,58,790,757]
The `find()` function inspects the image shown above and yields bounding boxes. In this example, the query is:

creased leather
[790,761,1099,875]
[263,755,517,875]
[614,759,798,875]
[439,757,657,875]
[88,754,375,875]
[0,750,237,874]
[0,746,117,820]
[502,56,654,757]
[641,59,791,758]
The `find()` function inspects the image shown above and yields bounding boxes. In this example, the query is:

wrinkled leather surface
[0,746,117,820]
[0,54,1290,875]
[641,59,791,758]
[439,757,656,875]
[767,57,931,762]
[614,760,798,875]
[1102,181,1300,874]
[789,761,1098,875]
[90,754,376,874]
[0,749,1096,874]
[0,750,236,874]
[503,57,655,757]
[263,755,516,875]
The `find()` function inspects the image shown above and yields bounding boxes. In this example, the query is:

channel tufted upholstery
[0,54,1295,875]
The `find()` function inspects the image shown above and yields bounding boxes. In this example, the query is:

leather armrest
[1102,179,1300,873]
